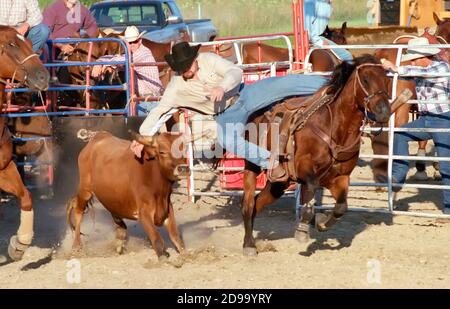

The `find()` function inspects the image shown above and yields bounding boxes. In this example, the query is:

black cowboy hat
[164,41,201,74]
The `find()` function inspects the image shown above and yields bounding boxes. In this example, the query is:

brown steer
[67,130,190,261]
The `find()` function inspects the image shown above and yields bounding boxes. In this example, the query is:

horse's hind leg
[295,184,315,243]
[112,215,127,254]
[315,175,349,232]
[414,141,428,180]
[242,169,258,256]
[0,161,33,260]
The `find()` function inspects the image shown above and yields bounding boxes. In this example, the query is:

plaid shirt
[99,44,163,97]
[398,61,450,114]
[0,0,42,28]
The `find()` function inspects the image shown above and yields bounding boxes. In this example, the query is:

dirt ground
[0,137,449,288]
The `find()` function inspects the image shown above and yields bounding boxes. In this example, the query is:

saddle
[260,86,360,182]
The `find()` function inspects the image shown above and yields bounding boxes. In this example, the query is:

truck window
[94,4,160,26]
[167,2,182,19]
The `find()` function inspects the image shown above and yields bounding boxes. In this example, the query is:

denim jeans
[392,111,450,209]
[215,74,328,168]
[321,37,353,62]
[136,101,158,116]
[27,23,50,52]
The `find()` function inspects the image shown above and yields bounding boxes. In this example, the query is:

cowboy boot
[267,112,289,182]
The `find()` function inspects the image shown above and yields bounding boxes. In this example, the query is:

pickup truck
[90,0,218,43]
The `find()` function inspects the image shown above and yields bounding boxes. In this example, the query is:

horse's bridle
[0,42,39,87]
[354,63,389,121]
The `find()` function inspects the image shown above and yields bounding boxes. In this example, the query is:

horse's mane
[326,54,381,93]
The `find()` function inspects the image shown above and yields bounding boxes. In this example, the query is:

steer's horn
[391,88,413,114]
[129,130,156,146]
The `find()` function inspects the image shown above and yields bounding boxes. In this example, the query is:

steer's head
[131,131,191,181]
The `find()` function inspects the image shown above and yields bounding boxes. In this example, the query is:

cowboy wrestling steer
[67,130,190,260]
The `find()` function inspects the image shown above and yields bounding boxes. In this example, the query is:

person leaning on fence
[304,0,353,62]
[381,37,450,215]
[131,41,330,182]
[91,26,163,102]
[43,0,98,56]
[0,0,50,53]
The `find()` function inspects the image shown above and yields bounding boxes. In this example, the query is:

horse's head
[0,26,49,91]
[322,22,347,45]
[353,57,390,123]
[328,55,390,123]
[434,12,450,43]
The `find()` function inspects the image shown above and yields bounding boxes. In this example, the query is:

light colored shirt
[0,0,42,28]
[43,0,98,39]
[139,52,243,136]
[304,0,332,46]
[398,61,450,114]
[98,44,163,97]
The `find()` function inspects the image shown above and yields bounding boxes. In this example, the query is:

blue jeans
[215,74,328,168]
[27,23,50,52]
[136,101,158,116]
[321,37,353,62]
[392,111,450,209]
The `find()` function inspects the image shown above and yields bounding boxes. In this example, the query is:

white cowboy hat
[401,37,441,62]
[121,26,146,43]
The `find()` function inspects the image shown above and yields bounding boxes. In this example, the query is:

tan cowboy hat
[121,26,146,43]
[401,37,441,62]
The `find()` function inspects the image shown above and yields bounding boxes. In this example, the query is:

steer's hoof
[115,239,126,255]
[315,213,328,232]
[8,236,28,261]
[243,247,257,256]
[295,230,310,243]
[158,254,169,263]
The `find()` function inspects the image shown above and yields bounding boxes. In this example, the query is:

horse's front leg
[315,175,349,232]
[0,161,33,261]
[295,184,315,243]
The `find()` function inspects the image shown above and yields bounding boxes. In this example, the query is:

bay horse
[0,26,49,260]
[241,55,391,255]
[241,22,348,71]
[56,30,125,109]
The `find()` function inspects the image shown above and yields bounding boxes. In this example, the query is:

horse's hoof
[8,236,28,261]
[413,170,428,181]
[315,213,328,232]
[434,170,442,181]
[295,230,310,243]
[243,247,257,256]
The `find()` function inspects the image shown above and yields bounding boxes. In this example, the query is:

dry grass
[38,0,369,37]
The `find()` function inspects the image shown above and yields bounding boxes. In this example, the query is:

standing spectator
[381,38,450,214]
[43,0,98,55]
[0,0,50,52]
[304,0,353,61]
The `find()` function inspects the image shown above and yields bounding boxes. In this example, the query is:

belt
[214,94,240,117]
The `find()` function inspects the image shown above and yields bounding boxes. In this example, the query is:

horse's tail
[77,129,97,142]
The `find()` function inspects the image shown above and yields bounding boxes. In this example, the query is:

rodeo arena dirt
[1,0,450,290]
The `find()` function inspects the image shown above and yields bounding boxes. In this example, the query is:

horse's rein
[0,44,39,88]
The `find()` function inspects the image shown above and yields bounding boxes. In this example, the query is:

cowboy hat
[164,41,201,74]
[121,26,146,43]
[401,37,441,62]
